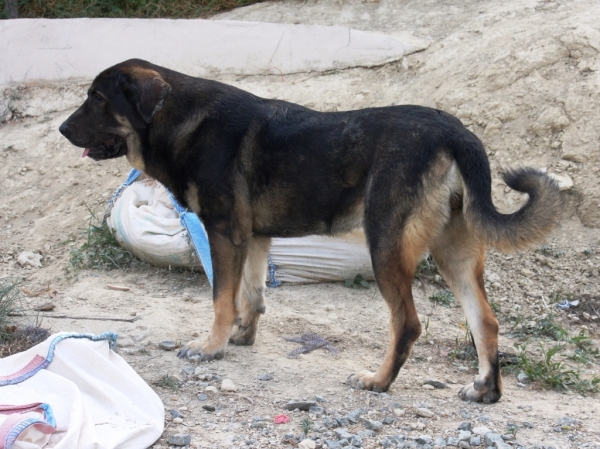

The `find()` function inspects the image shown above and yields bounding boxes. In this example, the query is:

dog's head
[59,59,171,161]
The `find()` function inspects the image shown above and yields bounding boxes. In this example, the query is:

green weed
[2,0,265,19]
[536,245,564,258]
[429,290,455,307]
[515,343,600,394]
[70,205,132,270]
[344,274,370,290]
[416,255,439,276]
[155,374,180,391]
[300,418,313,435]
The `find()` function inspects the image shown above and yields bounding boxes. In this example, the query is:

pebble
[447,436,460,446]
[258,373,274,381]
[458,441,470,448]
[349,435,362,447]
[422,384,435,390]
[484,432,510,448]
[458,430,472,441]
[286,401,317,411]
[325,440,342,448]
[363,419,382,431]
[423,379,448,389]
[169,409,181,418]
[357,430,376,438]
[382,416,395,425]
[433,436,447,447]
[460,409,471,419]
[172,417,183,424]
[517,372,530,383]
[414,435,433,445]
[158,340,176,351]
[393,408,405,416]
[221,378,237,392]
[380,437,392,448]
[202,405,216,412]
[315,395,327,402]
[416,408,435,418]
[197,393,208,401]
[472,426,491,436]
[167,434,191,446]
[322,417,338,429]
[17,251,43,268]
[347,408,367,423]
[298,439,316,449]
[205,386,219,394]
[308,405,324,416]
[458,422,472,431]
[470,435,481,446]
[334,429,354,440]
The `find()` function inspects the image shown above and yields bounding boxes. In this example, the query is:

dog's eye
[93,93,105,103]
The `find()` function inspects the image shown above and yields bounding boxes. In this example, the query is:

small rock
[167,434,191,446]
[363,419,383,431]
[202,405,215,412]
[379,437,392,448]
[470,435,481,446]
[460,409,471,419]
[433,436,447,447]
[172,417,183,424]
[416,408,435,418]
[339,439,350,447]
[308,406,324,416]
[221,378,237,392]
[336,416,350,427]
[422,384,435,390]
[347,408,367,423]
[158,340,176,351]
[423,379,447,389]
[447,436,460,446]
[382,416,394,425]
[389,435,405,445]
[557,416,579,426]
[205,386,219,394]
[517,372,530,383]
[181,367,194,376]
[393,408,405,416]
[472,426,490,436]
[17,251,42,268]
[501,434,514,441]
[334,429,354,440]
[349,435,362,447]
[298,439,316,449]
[414,435,433,445]
[520,268,534,278]
[322,417,338,429]
[358,430,376,438]
[169,409,181,418]
[197,393,208,401]
[458,441,470,449]
[325,440,342,448]
[458,422,472,431]
[283,433,295,441]
[315,395,327,402]
[286,401,317,411]
[34,302,55,312]
[484,433,505,446]
[258,373,274,381]
[547,172,573,191]
[458,430,472,441]
[478,415,490,423]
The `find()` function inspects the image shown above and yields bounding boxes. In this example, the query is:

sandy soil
[1,0,600,448]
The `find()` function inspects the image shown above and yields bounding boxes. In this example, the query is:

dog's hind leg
[430,212,503,403]
[230,237,271,346]
[178,230,247,361]
[348,161,452,391]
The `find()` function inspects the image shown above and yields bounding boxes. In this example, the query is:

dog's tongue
[82,148,91,158]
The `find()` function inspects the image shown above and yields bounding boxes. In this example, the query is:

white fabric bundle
[0,332,164,449]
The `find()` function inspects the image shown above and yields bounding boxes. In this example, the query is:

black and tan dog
[60,59,562,403]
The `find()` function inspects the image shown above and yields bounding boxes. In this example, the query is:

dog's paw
[229,324,257,346]
[459,381,502,403]
[347,371,386,393]
[176,339,225,361]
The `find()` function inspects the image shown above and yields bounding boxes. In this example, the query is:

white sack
[107,180,374,283]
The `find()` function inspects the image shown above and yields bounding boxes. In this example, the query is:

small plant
[416,255,439,276]
[515,343,600,394]
[70,204,132,270]
[490,300,501,314]
[536,245,563,258]
[549,289,573,304]
[300,418,313,434]
[429,290,454,307]
[506,424,519,438]
[534,314,568,341]
[423,316,431,344]
[155,374,180,391]
[344,274,370,289]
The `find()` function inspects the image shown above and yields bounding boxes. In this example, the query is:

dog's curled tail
[465,167,563,252]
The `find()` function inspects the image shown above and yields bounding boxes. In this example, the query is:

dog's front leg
[178,230,247,361]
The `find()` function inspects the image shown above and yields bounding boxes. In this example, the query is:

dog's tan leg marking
[177,231,247,361]
[230,236,271,346]
[431,213,503,403]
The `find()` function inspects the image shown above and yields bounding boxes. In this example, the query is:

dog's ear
[123,69,171,124]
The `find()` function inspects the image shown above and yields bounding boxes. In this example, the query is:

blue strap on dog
[108,169,214,286]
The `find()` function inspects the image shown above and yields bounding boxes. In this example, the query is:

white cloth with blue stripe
[0,332,164,449]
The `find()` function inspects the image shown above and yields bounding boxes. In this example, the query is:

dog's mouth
[83,136,126,161]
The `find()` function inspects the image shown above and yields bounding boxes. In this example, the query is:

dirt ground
[1,0,600,448]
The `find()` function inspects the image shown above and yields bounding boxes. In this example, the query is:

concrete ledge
[0,18,428,87]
